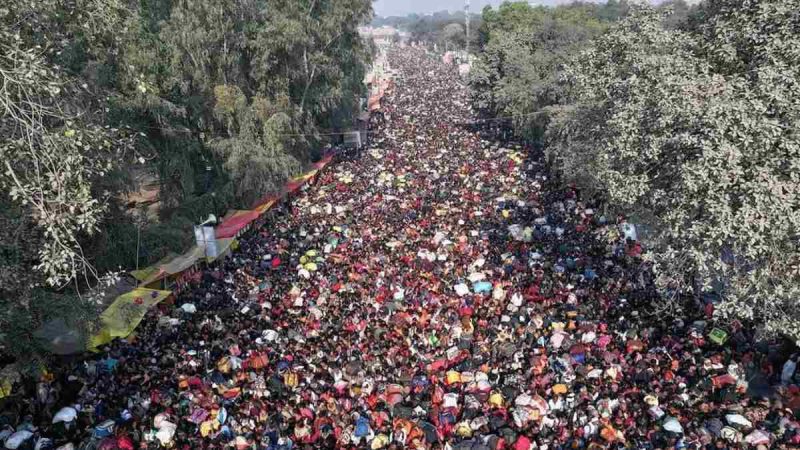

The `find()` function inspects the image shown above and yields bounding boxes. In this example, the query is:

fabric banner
[368,95,382,112]
[89,288,172,349]
[160,247,204,274]
[213,238,237,261]
[134,155,333,289]
[216,210,260,239]
[313,154,334,170]
[250,156,332,212]
[136,238,237,287]
[288,170,316,192]
[254,198,278,215]
[145,246,206,284]
[368,79,392,112]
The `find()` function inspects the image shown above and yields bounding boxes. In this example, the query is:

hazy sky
[373,0,575,17]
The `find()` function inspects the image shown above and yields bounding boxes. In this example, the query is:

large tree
[0,0,373,362]
[469,2,611,143]
[548,1,800,337]
[159,0,372,203]
[0,0,144,364]
[0,0,143,288]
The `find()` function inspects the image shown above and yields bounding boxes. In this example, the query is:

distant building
[359,26,401,46]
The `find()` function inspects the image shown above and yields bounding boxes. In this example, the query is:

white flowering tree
[0,1,139,289]
[547,1,800,337]
[0,1,140,363]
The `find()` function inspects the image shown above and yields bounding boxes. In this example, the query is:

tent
[89,288,172,349]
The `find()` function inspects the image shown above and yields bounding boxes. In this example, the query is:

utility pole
[465,0,470,57]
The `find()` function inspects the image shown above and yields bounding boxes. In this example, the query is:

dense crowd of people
[2,47,800,450]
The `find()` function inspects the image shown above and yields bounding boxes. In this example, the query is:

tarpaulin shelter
[214,238,237,259]
[34,276,139,354]
[89,288,172,349]
[368,78,392,112]
[286,179,306,194]
[286,158,331,194]
[368,96,382,112]
[132,247,206,288]
[133,238,237,288]
[314,154,334,170]
[251,155,332,211]
[216,210,260,239]
[130,264,164,285]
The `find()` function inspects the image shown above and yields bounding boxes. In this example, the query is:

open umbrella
[725,414,752,429]
[744,430,770,446]
[663,417,684,434]
[53,406,78,424]
[4,430,33,449]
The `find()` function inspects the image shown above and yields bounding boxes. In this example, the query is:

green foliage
[442,23,465,50]
[469,2,614,144]
[386,10,480,51]
[547,1,800,337]
[473,0,798,336]
[211,94,303,206]
[0,0,373,362]
[153,0,371,205]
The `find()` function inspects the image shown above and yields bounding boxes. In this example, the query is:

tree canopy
[559,0,799,337]
[373,10,482,52]
[469,1,619,143]
[0,0,373,364]
[473,0,799,338]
